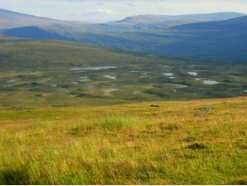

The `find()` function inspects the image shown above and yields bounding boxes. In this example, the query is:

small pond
[104,75,116,79]
[70,66,115,70]
[204,80,219,85]
[105,89,119,93]
[86,84,97,87]
[166,83,188,88]
[187,72,197,76]
[163,73,173,76]
[7,79,17,82]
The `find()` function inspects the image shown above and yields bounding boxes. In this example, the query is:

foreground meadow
[0,97,247,184]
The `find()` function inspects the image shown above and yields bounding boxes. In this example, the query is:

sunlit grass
[0,97,246,184]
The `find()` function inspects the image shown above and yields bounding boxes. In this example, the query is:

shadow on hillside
[0,168,30,185]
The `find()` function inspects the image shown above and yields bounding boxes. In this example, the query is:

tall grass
[0,97,247,184]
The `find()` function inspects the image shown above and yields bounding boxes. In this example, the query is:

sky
[0,0,247,23]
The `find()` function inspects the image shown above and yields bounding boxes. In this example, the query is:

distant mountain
[172,15,247,30]
[2,15,247,60]
[116,14,206,24]
[0,8,245,33]
[0,8,203,32]
[1,10,247,60]
[171,12,246,21]
[116,12,246,24]
[0,8,68,29]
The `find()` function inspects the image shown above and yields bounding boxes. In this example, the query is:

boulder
[150,105,160,107]
[194,113,204,117]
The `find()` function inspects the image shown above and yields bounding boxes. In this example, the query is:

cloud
[88,8,113,15]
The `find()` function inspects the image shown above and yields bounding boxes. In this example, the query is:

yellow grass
[0,97,247,184]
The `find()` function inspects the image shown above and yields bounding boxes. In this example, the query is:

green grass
[0,97,247,184]
[1,36,247,107]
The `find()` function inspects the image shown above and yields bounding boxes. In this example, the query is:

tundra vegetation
[1,37,247,108]
[0,97,247,184]
[0,36,247,184]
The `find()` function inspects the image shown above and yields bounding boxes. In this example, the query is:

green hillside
[1,36,247,107]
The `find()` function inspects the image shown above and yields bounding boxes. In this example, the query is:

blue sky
[0,0,247,22]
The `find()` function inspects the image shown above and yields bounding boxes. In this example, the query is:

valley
[1,37,247,107]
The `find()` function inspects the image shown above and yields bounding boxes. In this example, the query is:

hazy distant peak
[115,12,246,24]
[171,15,247,30]
[171,12,246,21]
[115,14,182,24]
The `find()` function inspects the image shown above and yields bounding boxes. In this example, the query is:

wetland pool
[104,75,116,79]
[204,80,219,85]
[70,66,115,70]
[7,79,17,82]
[166,83,188,88]
[163,73,173,76]
[105,89,119,93]
[188,72,197,76]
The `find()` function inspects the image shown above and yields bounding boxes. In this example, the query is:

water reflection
[104,75,116,79]
[163,73,173,76]
[105,89,119,93]
[70,66,115,70]
[188,72,197,76]
[204,80,219,85]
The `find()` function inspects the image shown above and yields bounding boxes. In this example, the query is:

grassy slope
[0,96,246,184]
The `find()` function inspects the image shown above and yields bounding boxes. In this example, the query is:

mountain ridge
[116,12,246,24]
[172,15,247,30]
[0,8,245,33]
[1,14,247,60]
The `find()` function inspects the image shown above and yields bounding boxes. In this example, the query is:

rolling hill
[1,15,247,60]
[0,8,73,29]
